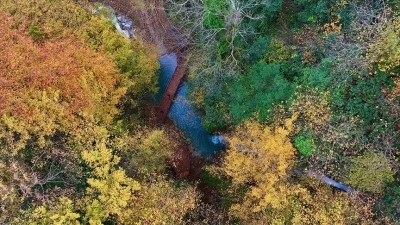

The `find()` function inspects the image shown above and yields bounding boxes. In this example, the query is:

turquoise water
[154,53,177,103]
[157,54,224,157]
[168,84,225,157]
[109,10,224,157]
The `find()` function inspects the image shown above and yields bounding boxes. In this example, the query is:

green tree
[295,0,331,24]
[375,183,400,223]
[345,73,392,126]
[295,134,315,157]
[203,0,227,29]
[229,63,294,123]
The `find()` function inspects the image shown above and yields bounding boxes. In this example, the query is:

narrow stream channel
[157,54,225,157]
[106,6,224,157]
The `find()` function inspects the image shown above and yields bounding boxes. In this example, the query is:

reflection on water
[157,54,224,157]
[168,84,224,157]
[154,53,177,103]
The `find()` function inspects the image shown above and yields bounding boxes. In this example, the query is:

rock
[116,14,135,38]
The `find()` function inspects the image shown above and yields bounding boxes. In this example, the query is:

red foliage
[0,13,124,127]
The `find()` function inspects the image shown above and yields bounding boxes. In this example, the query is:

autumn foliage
[0,13,125,153]
[222,117,297,218]
[0,0,399,224]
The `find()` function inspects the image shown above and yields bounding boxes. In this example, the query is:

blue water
[109,8,224,157]
[168,84,225,157]
[157,54,224,157]
[322,175,355,193]
[307,170,355,194]
[155,53,177,103]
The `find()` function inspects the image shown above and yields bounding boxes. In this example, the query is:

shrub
[348,152,394,193]
[294,134,315,157]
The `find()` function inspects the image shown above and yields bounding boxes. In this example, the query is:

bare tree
[165,0,270,69]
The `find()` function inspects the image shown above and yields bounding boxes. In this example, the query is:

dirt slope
[102,0,185,54]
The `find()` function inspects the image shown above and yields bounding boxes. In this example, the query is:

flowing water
[157,54,224,157]
[154,53,177,103]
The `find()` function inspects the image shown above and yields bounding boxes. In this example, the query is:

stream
[157,54,225,157]
[106,5,355,193]
[106,6,224,157]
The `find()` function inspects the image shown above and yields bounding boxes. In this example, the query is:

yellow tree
[115,128,175,178]
[1,0,159,127]
[14,197,80,225]
[81,144,140,225]
[348,152,394,194]
[222,116,299,220]
[0,13,124,223]
[290,88,331,133]
[289,179,377,225]
[128,177,197,224]
[368,17,400,73]
[222,116,380,224]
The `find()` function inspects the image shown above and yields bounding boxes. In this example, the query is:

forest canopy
[0,0,399,224]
